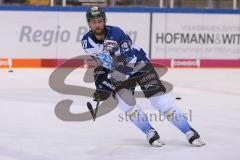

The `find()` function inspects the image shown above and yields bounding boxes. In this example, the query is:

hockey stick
[87,100,100,121]
[94,100,99,120]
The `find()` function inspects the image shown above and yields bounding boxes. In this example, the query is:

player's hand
[96,52,114,70]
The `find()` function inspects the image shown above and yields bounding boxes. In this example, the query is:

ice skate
[146,129,165,147]
[186,128,205,147]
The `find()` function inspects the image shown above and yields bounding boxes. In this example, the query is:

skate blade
[191,138,206,147]
[151,140,165,147]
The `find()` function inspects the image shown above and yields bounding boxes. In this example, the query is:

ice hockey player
[81,6,205,147]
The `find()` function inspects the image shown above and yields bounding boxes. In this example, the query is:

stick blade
[87,102,93,110]
[87,102,95,121]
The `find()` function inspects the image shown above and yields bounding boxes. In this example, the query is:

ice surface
[1,68,240,160]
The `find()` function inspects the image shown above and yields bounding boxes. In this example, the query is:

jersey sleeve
[114,27,149,64]
[81,35,97,56]
[115,28,133,54]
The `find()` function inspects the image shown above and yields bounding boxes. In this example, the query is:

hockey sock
[127,108,154,134]
[166,106,191,133]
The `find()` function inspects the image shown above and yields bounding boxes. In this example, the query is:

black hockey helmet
[86,6,106,23]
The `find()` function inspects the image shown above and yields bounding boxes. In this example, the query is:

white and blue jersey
[81,25,150,76]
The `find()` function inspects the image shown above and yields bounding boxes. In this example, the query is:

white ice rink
[1,68,240,160]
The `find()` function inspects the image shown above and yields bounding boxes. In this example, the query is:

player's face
[89,17,105,35]
[89,17,105,36]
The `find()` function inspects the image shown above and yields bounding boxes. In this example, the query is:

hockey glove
[93,66,115,101]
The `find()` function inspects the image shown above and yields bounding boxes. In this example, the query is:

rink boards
[0,6,239,68]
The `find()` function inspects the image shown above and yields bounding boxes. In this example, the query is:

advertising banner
[152,13,240,59]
